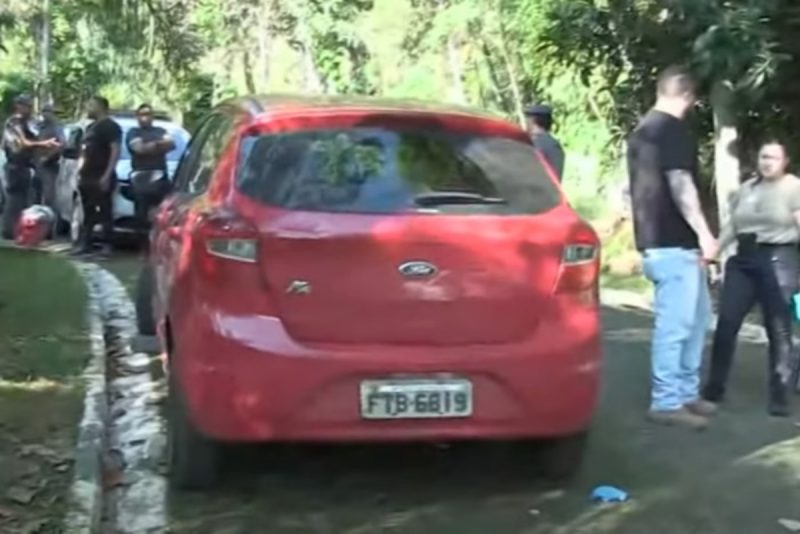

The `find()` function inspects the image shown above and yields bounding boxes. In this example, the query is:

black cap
[14,94,33,107]
[524,104,553,117]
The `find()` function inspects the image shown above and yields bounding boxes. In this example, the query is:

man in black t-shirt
[126,104,175,233]
[74,95,122,254]
[1,94,60,239]
[126,103,175,172]
[627,66,718,429]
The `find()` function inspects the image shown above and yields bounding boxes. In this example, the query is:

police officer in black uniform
[35,103,65,208]
[2,95,59,239]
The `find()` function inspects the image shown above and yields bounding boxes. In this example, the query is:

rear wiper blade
[412,192,507,207]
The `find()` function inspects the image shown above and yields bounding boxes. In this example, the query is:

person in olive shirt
[703,140,800,417]
[627,66,718,430]
[126,103,175,232]
[74,95,122,255]
[2,94,60,239]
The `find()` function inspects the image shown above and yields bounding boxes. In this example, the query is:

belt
[736,233,798,253]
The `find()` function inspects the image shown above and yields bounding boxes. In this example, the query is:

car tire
[56,217,70,237]
[537,431,589,482]
[70,193,84,246]
[135,264,156,336]
[167,371,221,491]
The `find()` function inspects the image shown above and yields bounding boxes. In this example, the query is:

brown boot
[684,399,719,417]
[647,408,709,430]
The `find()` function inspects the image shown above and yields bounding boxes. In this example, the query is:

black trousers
[2,164,32,239]
[78,181,114,247]
[703,243,799,404]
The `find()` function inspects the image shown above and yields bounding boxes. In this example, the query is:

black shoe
[702,385,725,404]
[768,389,790,417]
[69,246,92,257]
[95,244,112,258]
[768,402,790,418]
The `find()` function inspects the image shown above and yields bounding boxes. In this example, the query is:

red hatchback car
[136,96,602,490]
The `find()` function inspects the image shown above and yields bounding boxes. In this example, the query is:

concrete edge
[63,263,108,534]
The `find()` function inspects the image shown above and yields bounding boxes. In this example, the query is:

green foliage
[8,0,797,220]
[538,0,799,166]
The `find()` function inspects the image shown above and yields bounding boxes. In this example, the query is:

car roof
[217,94,509,124]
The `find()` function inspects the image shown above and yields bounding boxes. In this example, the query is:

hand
[43,137,60,148]
[700,234,720,262]
[707,261,723,286]
[99,174,111,192]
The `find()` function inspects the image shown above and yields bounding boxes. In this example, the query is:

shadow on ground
[162,306,800,534]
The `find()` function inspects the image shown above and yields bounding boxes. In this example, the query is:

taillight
[557,225,600,294]
[194,211,259,276]
[187,209,277,316]
[563,244,597,265]
[206,237,258,263]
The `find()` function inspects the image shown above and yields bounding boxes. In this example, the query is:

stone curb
[63,263,108,533]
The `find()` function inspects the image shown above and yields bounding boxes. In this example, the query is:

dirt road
[98,255,800,533]
[150,305,799,534]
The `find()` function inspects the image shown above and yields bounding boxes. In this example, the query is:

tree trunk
[256,0,273,89]
[711,80,740,259]
[436,0,465,104]
[298,28,322,93]
[498,38,524,127]
[492,1,524,126]
[445,33,466,104]
[480,42,506,106]
[242,51,257,94]
[38,0,51,108]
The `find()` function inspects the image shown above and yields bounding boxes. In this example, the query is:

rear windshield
[236,127,561,215]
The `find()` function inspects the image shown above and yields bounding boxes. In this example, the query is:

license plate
[359,378,473,420]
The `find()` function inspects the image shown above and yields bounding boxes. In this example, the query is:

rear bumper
[169,299,603,443]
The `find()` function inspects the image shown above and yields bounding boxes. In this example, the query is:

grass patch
[0,249,88,533]
[600,271,650,292]
[594,216,650,294]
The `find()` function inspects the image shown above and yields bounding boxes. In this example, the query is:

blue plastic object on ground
[791,293,800,322]
[591,485,629,503]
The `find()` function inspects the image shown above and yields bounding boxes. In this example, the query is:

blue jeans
[642,248,712,411]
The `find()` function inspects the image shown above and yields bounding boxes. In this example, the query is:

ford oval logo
[398,261,438,278]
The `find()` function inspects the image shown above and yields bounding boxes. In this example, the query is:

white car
[54,115,190,243]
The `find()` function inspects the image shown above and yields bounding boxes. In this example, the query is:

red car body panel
[152,98,602,443]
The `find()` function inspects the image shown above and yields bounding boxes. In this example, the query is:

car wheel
[56,217,70,237]
[167,370,220,491]
[536,431,589,482]
[135,264,156,336]
[70,194,84,245]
